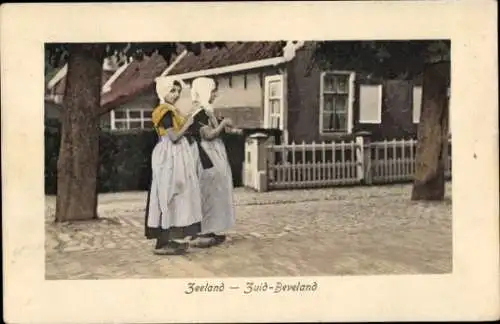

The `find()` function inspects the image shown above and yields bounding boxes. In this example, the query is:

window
[320,71,355,134]
[413,86,450,124]
[359,84,382,123]
[412,86,423,123]
[268,80,282,128]
[110,108,153,130]
[264,75,284,130]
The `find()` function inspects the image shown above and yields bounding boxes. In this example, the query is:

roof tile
[169,42,283,75]
[101,53,169,108]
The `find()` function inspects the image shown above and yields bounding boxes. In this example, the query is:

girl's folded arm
[159,111,188,143]
[191,109,224,141]
[200,122,226,141]
[168,120,194,143]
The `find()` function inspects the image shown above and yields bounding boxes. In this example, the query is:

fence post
[244,133,270,192]
[355,136,365,183]
[243,136,256,189]
[356,132,372,185]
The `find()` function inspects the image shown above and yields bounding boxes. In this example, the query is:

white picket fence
[264,137,452,190]
[266,141,362,189]
[371,139,418,183]
[370,138,452,183]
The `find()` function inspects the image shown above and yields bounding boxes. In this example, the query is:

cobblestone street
[45,183,452,279]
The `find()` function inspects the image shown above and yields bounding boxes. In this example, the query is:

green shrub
[44,124,61,195]
[44,121,245,195]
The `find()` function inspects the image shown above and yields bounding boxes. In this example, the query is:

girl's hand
[234,128,244,135]
[225,127,243,135]
[222,118,234,128]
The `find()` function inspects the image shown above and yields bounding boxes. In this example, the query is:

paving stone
[58,233,72,243]
[45,183,453,279]
[63,246,87,252]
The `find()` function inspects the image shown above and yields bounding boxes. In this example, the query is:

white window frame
[263,75,285,130]
[412,85,423,123]
[413,86,451,124]
[110,108,153,131]
[319,71,355,135]
[359,84,383,124]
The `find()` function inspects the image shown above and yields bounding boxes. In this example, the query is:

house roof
[101,53,170,108]
[46,42,286,110]
[102,43,283,109]
[168,42,283,76]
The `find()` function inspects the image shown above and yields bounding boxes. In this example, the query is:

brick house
[159,41,451,143]
[45,41,450,141]
[162,42,288,131]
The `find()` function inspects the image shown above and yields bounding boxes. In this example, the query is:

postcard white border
[1,1,498,322]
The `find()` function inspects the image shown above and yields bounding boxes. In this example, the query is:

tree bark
[411,61,450,201]
[55,44,105,222]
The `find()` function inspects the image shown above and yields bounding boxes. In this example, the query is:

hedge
[44,122,246,195]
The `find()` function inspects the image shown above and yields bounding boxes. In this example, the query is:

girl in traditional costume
[187,77,241,248]
[144,78,203,255]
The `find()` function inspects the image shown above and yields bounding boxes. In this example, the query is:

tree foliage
[313,40,450,79]
[45,40,450,74]
[45,42,234,71]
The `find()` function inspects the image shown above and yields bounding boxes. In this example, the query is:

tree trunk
[411,61,450,201]
[55,44,105,222]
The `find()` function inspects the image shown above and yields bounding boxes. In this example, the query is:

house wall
[105,90,158,130]
[174,67,282,128]
[352,77,417,141]
[213,107,262,129]
[175,72,264,112]
[115,91,158,111]
[286,42,441,143]
[216,73,262,109]
[103,69,284,131]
